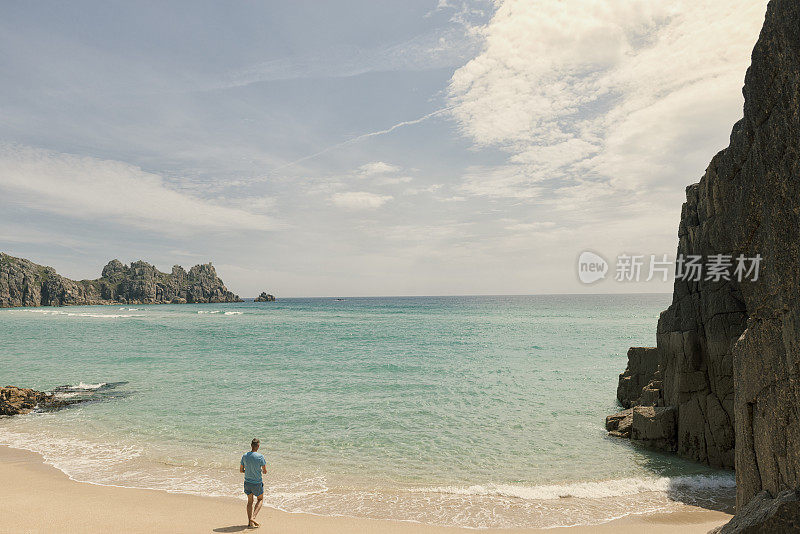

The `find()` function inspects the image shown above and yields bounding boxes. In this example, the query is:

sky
[0,0,769,297]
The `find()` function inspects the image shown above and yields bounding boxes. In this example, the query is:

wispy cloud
[331,191,393,210]
[222,5,488,89]
[358,162,402,176]
[270,108,453,173]
[0,145,276,233]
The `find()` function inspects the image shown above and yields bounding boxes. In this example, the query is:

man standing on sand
[240,438,267,529]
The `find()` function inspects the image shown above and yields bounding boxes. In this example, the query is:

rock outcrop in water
[0,253,242,307]
[608,0,800,530]
[254,292,276,302]
[615,347,660,409]
[0,386,67,415]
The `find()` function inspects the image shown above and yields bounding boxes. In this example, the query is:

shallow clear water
[0,295,734,528]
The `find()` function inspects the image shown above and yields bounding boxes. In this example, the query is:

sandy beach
[0,445,731,534]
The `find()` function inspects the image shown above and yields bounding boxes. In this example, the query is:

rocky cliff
[0,254,241,307]
[607,0,800,529]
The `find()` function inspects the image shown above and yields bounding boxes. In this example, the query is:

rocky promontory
[0,254,242,308]
[254,292,276,302]
[607,0,800,531]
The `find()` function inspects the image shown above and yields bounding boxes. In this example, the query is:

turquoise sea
[0,295,734,528]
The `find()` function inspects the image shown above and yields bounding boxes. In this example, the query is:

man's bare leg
[251,495,264,526]
[247,494,255,527]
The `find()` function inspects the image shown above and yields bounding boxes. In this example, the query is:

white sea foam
[52,391,83,399]
[224,311,243,315]
[415,475,736,501]
[51,382,111,399]
[197,310,221,314]
[0,418,735,529]
[22,309,143,319]
[0,425,142,478]
[75,382,107,390]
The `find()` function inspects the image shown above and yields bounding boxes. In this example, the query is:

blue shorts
[244,481,264,496]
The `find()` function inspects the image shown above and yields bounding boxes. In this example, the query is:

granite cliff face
[608,0,800,529]
[0,254,241,307]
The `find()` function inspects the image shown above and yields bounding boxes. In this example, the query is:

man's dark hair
[251,438,260,448]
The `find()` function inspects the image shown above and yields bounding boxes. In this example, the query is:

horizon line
[239,291,674,299]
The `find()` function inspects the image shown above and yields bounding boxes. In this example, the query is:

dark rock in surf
[616,347,660,409]
[0,386,68,415]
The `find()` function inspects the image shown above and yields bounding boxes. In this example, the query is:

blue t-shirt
[241,451,266,484]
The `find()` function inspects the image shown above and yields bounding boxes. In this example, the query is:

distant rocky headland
[607,1,800,531]
[254,291,276,302]
[0,253,242,308]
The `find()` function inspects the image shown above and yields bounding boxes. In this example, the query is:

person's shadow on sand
[213,526,251,533]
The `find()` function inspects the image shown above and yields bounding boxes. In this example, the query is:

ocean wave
[52,391,83,399]
[22,309,144,319]
[0,419,734,529]
[414,475,736,501]
[0,427,143,480]
[0,425,328,505]
[51,381,129,401]
[224,311,243,315]
[197,310,221,314]
[75,382,107,390]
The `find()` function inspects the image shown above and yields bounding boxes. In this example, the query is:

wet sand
[0,445,731,533]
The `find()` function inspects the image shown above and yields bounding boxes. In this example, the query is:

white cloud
[331,191,392,209]
[505,221,557,232]
[459,165,544,199]
[448,0,768,204]
[346,161,414,186]
[404,184,442,195]
[0,145,276,233]
[219,195,278,212]
[359,161,402,176]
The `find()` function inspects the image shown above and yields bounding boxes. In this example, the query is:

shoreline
[0,299,244,311]
[0,444,732,533]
